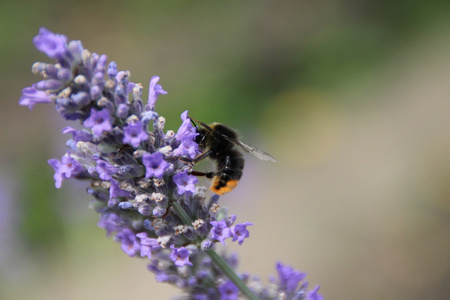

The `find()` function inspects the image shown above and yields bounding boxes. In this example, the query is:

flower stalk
[206,249,260,300]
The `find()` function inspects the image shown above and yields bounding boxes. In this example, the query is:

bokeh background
[1,1,450,299]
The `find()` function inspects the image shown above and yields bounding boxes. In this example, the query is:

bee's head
[189,117,215,149]
[195,127,209,148]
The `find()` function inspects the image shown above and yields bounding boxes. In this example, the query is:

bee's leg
[179,150,211,165]
[189,170,215,179]
[179,150,216,178]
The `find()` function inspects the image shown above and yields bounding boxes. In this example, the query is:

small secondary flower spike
[19,27,323,299]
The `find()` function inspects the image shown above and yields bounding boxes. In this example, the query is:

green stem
[206,249,260,300]
[171,201,260,300]
[171,201,192,225]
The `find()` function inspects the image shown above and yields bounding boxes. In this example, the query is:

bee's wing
[227,138,277,162]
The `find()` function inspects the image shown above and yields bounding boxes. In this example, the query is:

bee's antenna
[189,118,198,130]
[188,116,214,133]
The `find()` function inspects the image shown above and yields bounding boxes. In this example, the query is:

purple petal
[33,27,67,59]
[19,85,52,110]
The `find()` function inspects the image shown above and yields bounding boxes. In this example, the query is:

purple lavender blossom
[218,281,240,300]
[210,220,232,245]
[307,286,323,300]
[48,152,83,188]
[172,138,199,159]
[95,159,118,180]
[19,85,52,110]
[82,108,113,138]
[142,152,170,179]
[115,228,141,257]
[109,179,131,199]
[231,222,253,245]
[62,126,92,142]
[146,76,168,110]
[98,213,122,237]
[276,262,307,294]
[173,171,198,197]
[170,245,193,267]
[32,27,67,59]
[175,110,197,141]
[122,120,148,148]
[136,232,161,259]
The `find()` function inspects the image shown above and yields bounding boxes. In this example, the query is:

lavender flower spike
[20,27,323,300]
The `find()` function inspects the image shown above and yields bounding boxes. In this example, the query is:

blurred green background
[1,0,450,299]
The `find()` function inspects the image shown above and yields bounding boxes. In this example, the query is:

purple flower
[172,138,199,159]
[62,126,92,142]
[109,179,131,199]
[218,280,239,300]
[95,159,118,180]
[48,152,83,188]
[136,232,161,259]
[175,110,197,141]
[98,213,121,237]
[19,85,52,110]
[82,108,113,138]
[276,262,307,294]
[33,27,67,59]
[115,228,141,257]
[123,120,149,148]
[169,245,193,267]
[142,152,170,179]
[146,76,167,110]
[173,171,198,197]
[307,286,323,300]
[231,222,253,245]
[210,220,232,245]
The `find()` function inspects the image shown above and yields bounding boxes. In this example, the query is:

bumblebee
[183,117,277,195]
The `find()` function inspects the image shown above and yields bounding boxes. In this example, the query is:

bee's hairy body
[185,117,275,195]
[196,123,245,195]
